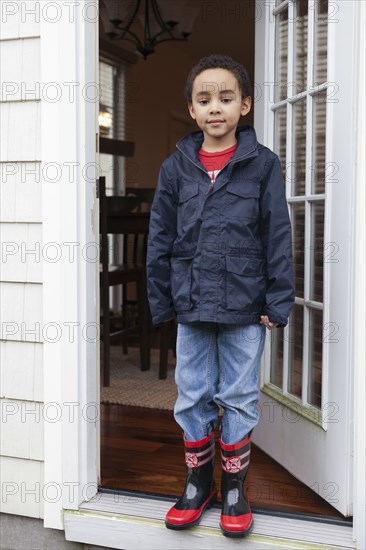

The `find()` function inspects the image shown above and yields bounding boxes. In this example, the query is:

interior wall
[123,47,198,188]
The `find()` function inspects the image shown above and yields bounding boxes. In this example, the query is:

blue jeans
[174,322,266,445]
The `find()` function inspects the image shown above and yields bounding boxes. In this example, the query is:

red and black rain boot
[165,432,217,530]
[220,434,253,537]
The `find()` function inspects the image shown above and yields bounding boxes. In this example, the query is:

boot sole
[220,519,254,538]
[165,492,217,530]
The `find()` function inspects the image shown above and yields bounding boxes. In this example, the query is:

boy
[146,55,294,537]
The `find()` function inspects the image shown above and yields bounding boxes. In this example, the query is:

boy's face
[188,68,251,146]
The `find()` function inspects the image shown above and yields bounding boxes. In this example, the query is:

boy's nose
[209,102,221,113]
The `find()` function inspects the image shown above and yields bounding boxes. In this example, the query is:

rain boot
[165,432,217,529]
[220,434,253,537]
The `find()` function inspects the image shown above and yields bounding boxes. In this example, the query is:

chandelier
[100,0,199,59]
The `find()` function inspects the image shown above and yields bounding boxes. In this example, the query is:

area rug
[100,346,177,410]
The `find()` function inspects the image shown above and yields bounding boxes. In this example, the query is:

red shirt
[198,143,237,185]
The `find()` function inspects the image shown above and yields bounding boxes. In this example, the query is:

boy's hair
[184,54,251,103]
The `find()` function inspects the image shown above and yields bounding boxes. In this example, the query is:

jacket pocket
[178,183,199,229]
[225,255,266,310]
[225,180,260,220]
[170,254,194,311]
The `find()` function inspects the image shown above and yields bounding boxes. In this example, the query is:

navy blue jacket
[147,125,295,327]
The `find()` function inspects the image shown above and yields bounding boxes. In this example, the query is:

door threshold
[63,491,354,550]
[99,486,353,527]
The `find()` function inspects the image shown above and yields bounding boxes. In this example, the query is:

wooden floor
[100,403,346,520]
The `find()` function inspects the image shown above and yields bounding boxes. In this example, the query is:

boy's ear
[188,103,196,120]
[240,96,252,117]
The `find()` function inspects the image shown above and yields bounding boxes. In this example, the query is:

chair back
[107,196,141,216]
[126,187,156,212]
[98,177,151,384]
[99,177,150,268]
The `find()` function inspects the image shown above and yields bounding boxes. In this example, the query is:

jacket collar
[175,124,259,166]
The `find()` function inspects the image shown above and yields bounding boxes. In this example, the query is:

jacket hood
[175,125,259,164]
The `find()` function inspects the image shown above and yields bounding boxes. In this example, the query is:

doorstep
[63,492,354,550]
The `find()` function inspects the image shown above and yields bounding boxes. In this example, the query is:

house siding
[0,2,43,519]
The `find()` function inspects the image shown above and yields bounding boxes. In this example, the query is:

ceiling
[182,0,255,65]
[99,0,255,73]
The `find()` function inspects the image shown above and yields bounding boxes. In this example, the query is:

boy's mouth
[207,119,224,125]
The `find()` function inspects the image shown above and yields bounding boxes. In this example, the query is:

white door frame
[41,1,99,529]
[39,0,365,548]
[254,0,365,544]
[351,2,366,546]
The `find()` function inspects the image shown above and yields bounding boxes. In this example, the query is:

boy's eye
[198,99,209,105]
[222,97,233,103]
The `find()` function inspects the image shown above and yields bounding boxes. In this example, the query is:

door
[253,0,354,516]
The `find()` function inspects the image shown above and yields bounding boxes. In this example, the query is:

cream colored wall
[124,47,198,188]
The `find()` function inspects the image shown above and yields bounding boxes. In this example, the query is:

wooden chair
[126,187,177,379]
[118,187,154,358]
[125,187,156,212]
[99,177,150,387]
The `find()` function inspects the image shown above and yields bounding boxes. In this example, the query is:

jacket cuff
[261,308,289,328]
[152,308,176,326]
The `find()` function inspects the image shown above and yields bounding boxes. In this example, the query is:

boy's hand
[260,315,279,330]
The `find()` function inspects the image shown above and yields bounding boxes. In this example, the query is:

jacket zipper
[176,145,257,196]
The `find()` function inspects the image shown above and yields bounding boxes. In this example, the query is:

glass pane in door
[288,304,304,398]
[270,327,284,387]
[275,8,289,101]
[314,0,328,85]
[295,0,308,93]
[274,107,287,171]
[292,202,305,298]
[308,307,323,407]
[310,200,324,302]
[293,99,307,195]
[312,91,327,194]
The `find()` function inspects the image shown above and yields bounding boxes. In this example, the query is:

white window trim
[40,1,365,549]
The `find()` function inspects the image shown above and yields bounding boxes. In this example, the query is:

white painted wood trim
[0,456,43,518]
[323,0,356,516]
[255,0,276,388]
[63,492,354,550]
[351,1,366,548]
[302,0,315,407]
[0,223,42,283]
[285,0,295,397]
[0,37,40,102]
[0,1,40,40]
[0,341,43,402]
[0,165,42,222]
[0,101,41,161]
[0,398,43,460]
[41,2,99,529]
